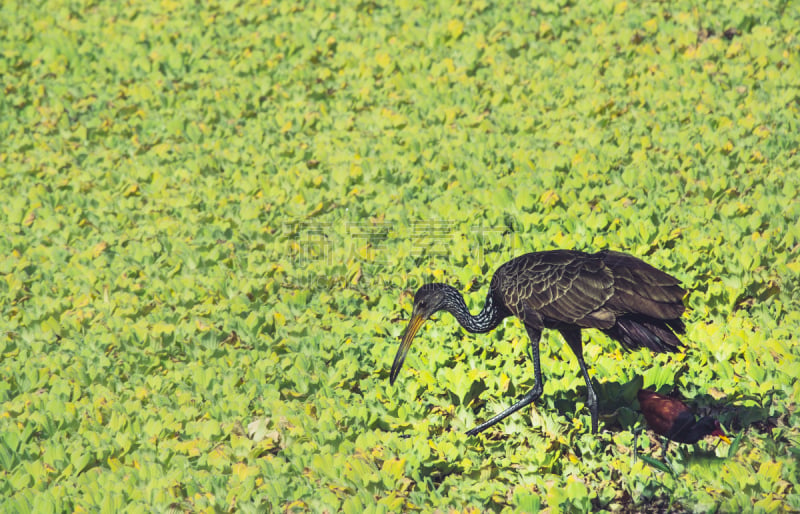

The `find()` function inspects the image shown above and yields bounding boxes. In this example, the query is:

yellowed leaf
[92,241,108,258]
[447,19,464,39]
[540,190,560,207]
[23,210,36,226]
[375,52,391,69]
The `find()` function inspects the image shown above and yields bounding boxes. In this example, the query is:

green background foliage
[2,0,799,511]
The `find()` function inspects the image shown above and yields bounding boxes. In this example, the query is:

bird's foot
[587,391,599,434]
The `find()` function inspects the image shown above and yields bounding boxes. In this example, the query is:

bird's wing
[600,250,686,320]
[496,251,616,329]
[666,411,698,443]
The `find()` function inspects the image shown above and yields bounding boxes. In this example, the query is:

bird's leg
[559,328,598,434]
[465,326,544,436]
[632,425,643,465]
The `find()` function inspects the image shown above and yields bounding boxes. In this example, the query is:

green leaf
[639,454,674,474]
[727,429,743,459]
[1,0,798,511]
[71,452,92,475]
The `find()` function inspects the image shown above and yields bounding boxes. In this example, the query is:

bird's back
[490,250,612,327]
[638,389,693,437]
[490,250,685,334]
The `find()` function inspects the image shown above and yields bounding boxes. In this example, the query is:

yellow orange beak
[712,428,732,444]
[390,314,425,384]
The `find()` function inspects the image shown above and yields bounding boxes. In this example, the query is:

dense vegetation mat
[2,0,799,511]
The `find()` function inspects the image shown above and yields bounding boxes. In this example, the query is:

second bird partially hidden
[637,389,731,459]
[390,249,687,435]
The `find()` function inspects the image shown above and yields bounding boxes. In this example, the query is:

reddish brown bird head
[637,389,731,444]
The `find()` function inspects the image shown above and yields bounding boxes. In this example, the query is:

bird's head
[389,284,453,384]
[698,417,732,444]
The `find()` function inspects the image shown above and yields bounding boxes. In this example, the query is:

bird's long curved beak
[390,313,425,384]
[712,429,732,444]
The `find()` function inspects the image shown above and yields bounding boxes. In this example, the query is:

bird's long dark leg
[632,425,643,465]
[559,328,598,434]
[465,326,544,436]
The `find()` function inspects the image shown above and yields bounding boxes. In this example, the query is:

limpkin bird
[390,249,687,435]
[637,389,731,458]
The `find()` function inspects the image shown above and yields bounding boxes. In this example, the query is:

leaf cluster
[1,0,799,511]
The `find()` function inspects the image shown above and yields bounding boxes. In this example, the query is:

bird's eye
[418,300,426,307]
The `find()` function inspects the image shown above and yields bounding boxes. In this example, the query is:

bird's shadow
[593,375,646,432]
[388,373,782,446]
[686,389,783,436]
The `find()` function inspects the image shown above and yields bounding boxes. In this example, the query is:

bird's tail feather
[602,316,684,353]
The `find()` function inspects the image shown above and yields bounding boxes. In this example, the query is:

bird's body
[390,249,687,435]
[488,250,686,351]
[637,389,731,451]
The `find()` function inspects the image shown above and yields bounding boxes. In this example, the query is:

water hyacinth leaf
[1,0,799,511]
[639,453,674,474]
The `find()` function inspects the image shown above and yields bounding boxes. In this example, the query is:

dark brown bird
[637,389,731,457]
[390,249,687,435]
